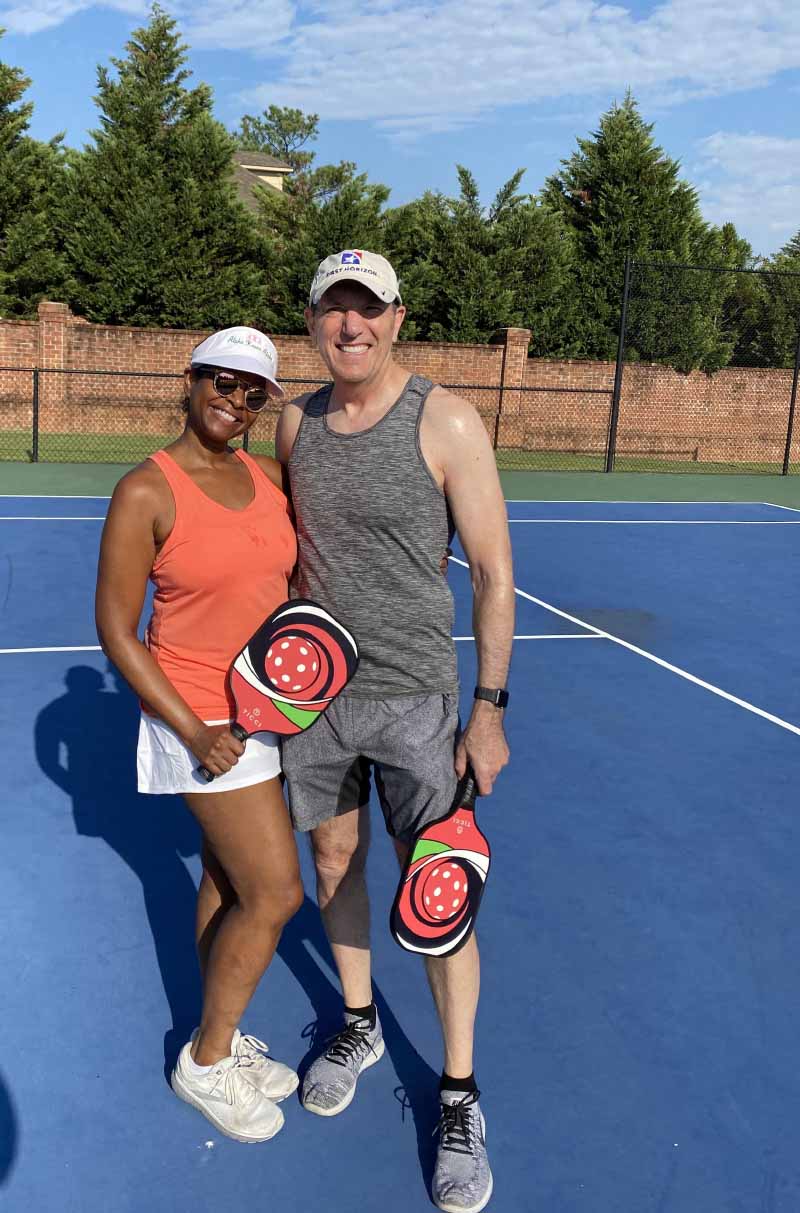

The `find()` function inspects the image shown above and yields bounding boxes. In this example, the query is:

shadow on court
[33,664,202,1075]
[32,664,440,1186]
[0,1068,17,1189]
[277,895,441,1187]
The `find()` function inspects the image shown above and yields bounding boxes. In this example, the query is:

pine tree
[749,230,800,367]
[60,6,265,327]
[543,93,742,369]
[0,34,67,317]
[235,106,317,174]
[259,171,390,333]
[384,169,578,351]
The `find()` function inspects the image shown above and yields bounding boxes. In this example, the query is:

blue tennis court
[2,492,800,1211]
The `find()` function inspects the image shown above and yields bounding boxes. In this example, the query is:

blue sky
[3,0,799,258]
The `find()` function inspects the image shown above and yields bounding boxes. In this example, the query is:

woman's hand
[188,724,246,776]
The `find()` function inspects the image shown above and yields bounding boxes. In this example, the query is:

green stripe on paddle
[411,839,451,862]
[276,701,322,729]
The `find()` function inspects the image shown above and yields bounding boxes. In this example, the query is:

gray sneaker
[432,1090,493,1213]
[301,1010,384,1116]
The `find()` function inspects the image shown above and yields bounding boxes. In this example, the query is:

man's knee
[311,817,368,883]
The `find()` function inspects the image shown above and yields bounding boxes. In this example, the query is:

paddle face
[197,598,358,782]
[390,769,491,958]
[230,599,358,737]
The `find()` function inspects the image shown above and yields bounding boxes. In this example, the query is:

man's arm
[275,393,310,466]
[421,388,514,795]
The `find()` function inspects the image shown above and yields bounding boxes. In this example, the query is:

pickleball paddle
[197,598,358,782]
[390,765,491,958]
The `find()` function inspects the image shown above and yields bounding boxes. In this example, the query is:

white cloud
[694,132,800,255]
[236,0,800,136]
[0,0,142,36]
[184,0,294,53]
[6,0,800,147]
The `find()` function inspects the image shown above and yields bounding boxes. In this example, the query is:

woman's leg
[196,840,235,983]
[183,776,303,1067]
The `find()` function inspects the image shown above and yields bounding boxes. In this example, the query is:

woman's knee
[238,875,304,928]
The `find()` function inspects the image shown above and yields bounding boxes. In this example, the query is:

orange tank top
[145,448,297,719]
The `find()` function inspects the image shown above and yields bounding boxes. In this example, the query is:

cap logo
[341,251,362,265]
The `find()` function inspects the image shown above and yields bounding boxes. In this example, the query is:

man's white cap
[190,326,284,397]
[308,250,401,307]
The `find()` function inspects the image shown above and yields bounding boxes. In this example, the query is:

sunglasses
[195,366,272,413]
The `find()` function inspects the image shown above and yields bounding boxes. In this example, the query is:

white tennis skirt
[137,714,281,795]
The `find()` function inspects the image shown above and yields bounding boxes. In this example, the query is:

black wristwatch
[474,685,509,709]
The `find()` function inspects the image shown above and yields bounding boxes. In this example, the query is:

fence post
[32,369,40,463]
[491,327,531,451]
[781,328,800,476]
[605,253,632,473]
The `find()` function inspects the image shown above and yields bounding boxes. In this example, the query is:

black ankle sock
[344,1002,376,1028]
[440,1071,478,1095]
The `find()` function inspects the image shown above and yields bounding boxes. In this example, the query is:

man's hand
[454,704,509,795]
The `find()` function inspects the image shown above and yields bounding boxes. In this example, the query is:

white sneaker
[171,1042,284,1143]
[232,1030,299,1102]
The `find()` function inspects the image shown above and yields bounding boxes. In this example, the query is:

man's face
[305,282,406,385]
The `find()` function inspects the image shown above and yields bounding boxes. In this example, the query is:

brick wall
[0,303,796,464]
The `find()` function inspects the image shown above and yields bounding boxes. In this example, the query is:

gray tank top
[288,374,459,696]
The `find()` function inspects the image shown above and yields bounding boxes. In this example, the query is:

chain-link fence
[609,260,800,474]
[0,370,328,464]
[2,263,799,472]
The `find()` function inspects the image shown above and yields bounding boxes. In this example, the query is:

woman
[95,327,303,1144]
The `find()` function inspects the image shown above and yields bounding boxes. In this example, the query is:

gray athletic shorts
[281,692,459,842]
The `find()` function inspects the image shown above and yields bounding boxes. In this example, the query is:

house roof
[233,151,292,173]
[232,151,292,213]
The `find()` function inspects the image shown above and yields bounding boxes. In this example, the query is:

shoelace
[435,1091,481,1156]
[324,1018,378,1069]
[207,1058,260,1107]
[236,1033,273,1066]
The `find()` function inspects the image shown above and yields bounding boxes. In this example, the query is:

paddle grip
[196,722,249,783]
[458,765,478,809]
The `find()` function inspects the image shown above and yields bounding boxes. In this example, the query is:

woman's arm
[95,468,244,776]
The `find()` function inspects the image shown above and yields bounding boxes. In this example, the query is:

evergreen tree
[235,105,317,174]
[747,231,800,367]
[60,6,265,327]
[384,169,579,351]
[0,33,67,317]
[235,104,391,331]
[259,171,390,332]
[543,93,742,370]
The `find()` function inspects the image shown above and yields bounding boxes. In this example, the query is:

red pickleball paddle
[197,598,358,782]
[390,765,491,958]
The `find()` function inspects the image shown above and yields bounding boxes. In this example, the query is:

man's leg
[310,804,372,1007]
[299,804,385,1116]
[393,838,480,1078]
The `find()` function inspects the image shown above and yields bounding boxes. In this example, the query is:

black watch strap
[474,685,509,709]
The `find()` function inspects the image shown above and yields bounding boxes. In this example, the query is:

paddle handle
[196,721,249,783]
[458,765,478,810]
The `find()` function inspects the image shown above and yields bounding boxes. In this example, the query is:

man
[276,250,513,1213]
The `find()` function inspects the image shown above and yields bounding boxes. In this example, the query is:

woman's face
[184,364,270,445]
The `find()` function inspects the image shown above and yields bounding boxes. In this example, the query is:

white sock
[185,1050,215,1077]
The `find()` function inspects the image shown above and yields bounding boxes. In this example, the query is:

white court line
[454,634,601,641]
[0,516,106,521]
[0,645,102,655]
[449,556,800,739]
[502,499,767,504]
[761,501,800,514]
[507,519,800,525]
[2,637,598,655]
[0,494,111,499]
